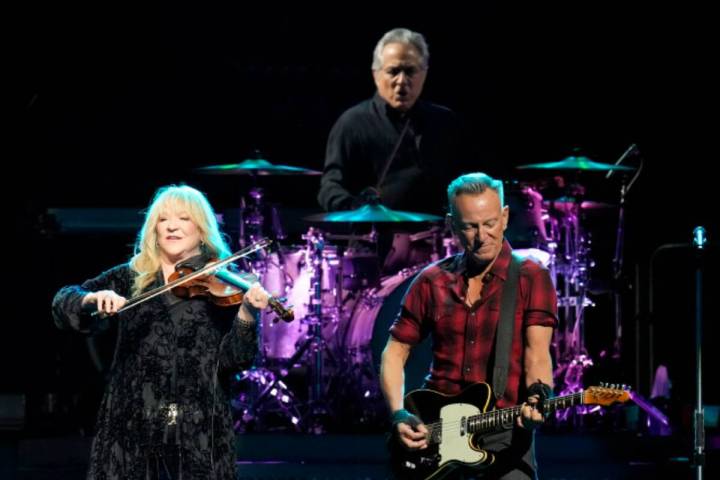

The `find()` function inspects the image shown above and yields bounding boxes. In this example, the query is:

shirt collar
[488,239,512,282]
[445,238,513,282]
[372,92,422,122]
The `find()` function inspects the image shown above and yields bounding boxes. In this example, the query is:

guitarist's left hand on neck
[517,395,546,429]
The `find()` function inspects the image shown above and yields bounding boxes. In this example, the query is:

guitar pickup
[460,416,467,436]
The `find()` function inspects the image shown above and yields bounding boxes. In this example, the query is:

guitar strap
[492,252,522,400]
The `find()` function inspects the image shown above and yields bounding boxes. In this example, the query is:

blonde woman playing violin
[52,185,269,480]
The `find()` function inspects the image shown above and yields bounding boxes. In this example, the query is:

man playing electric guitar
[380,173,558,479]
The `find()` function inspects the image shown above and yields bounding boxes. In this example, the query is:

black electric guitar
[390,382,631,480]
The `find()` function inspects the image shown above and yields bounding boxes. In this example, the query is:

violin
[169,264,245,307]
[170,261,294,322]
[91,239,294,322]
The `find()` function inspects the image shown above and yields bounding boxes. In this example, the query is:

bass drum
[343,267,433,394]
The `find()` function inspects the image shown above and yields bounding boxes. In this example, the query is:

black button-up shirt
[318,93,461,215]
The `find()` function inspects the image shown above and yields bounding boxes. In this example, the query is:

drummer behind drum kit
[196,152,637,433]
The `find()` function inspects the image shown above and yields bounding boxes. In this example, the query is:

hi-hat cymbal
[196,158,322,176]
[516,156,635,172]
[304,204,443,223]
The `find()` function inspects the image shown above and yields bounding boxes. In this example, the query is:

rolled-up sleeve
[523,266,558,328]
[389,275,432,345]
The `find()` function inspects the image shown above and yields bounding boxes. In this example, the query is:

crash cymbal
[516,156,635,172]
[304,203,443,223]
[195,158,322,176]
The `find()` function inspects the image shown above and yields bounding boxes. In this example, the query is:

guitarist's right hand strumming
[393,408,429,451]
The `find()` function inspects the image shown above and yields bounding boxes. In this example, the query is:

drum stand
[552,199,597,422]
[232,268,304,432]
[293,228,340,433]
[232,187,302,432]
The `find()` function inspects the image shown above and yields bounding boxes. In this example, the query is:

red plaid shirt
[390,240,557,408]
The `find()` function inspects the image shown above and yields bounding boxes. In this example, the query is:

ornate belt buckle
[167,402,179,425]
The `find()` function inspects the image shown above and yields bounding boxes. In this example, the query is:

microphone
[606,143,638,179]
[693,226,707,250]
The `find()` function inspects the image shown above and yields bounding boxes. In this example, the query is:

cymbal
[516,156,635,172]
[304,204,443,223]
[195,158,322,176]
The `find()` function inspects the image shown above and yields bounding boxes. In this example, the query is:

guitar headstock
[583,383,632,406]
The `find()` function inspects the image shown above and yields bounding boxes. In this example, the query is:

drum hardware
[231,243,303,432]
[195,155,335,432]
[293,228,341,432]
[517,151,640,424]
[607,145,643,361]
[408,225,444,263]
[324,229,379,244]
[237,187,287,249]
[232,367,302,433]
[233,229,345,433]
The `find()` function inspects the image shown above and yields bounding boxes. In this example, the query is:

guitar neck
[467,391,584,435]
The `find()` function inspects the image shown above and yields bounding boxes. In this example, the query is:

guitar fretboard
[426,391,585,444]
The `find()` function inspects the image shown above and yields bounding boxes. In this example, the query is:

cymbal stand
[233,187,299,431]
[553,200,596,422]
[296,228,339,432]
[607,144,642,359]
[610,181,627,360]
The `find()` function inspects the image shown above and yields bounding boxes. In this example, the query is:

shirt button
[470,340,475,344]
[465,367,471,373]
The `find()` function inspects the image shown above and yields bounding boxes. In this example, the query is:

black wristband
[391,409,421,428]
[527,382,553,403]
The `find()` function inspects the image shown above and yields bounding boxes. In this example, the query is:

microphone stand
[691,226,707,479]
[647,228,708,478]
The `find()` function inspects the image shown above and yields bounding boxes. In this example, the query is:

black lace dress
[52,264,257,479]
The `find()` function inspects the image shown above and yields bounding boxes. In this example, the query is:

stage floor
[3,431,716,479]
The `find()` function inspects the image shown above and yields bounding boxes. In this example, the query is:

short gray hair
[372,28,429,71]
[447,173,505,219]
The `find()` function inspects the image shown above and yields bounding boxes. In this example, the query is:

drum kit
[198,153,637,432]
